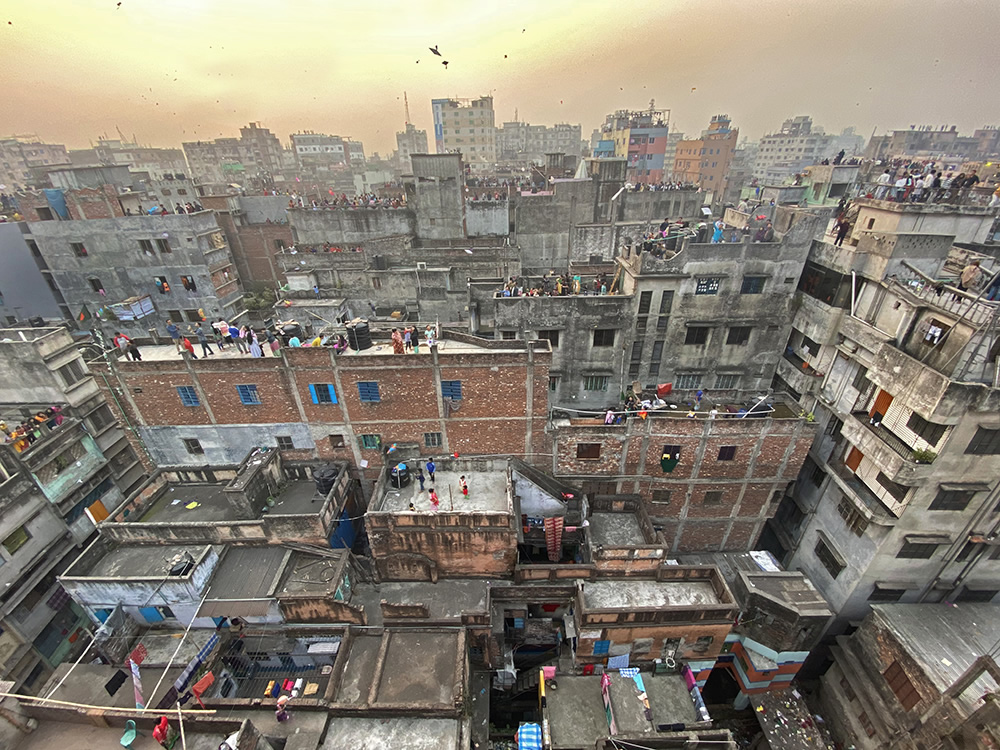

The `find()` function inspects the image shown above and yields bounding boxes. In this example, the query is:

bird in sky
[429,45,442,56]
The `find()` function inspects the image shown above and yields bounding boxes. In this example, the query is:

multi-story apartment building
[182,123,290,188]
[395,123,428,174]
[0,136,71,190]
[15,188,243,339]
[69,138,188,180]
[764,197,1000,633]
[0,327,143,692]
[673,115,739,203]
[431,96,496,174]
[593,107,671,184]
[496,121,582,164]
[754,116,850,183]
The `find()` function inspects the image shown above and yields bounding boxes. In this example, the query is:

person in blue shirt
[426,459,436,483]
[166,319,182,353]
[228,324,248,354]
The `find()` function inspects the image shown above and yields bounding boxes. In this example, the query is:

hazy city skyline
[2,0,1000,155]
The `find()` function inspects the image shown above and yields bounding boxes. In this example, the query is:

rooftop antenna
[514,107,518,123]
[404,92,411,125]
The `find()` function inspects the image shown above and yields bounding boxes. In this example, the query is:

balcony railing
[851,412,928,464]
[828,458,894,520]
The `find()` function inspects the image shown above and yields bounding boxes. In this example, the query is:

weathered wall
[289,207,417,246]
[0,223,62,322]
[465,202,509,236]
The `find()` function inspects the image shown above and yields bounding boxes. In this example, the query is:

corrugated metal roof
[198,598,273,619]
[198,546,290,618]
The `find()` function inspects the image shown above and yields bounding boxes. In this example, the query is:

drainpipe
[98,370,153,465]
[850,271,857,318]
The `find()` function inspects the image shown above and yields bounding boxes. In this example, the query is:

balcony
[828,458,895,522]
[841,413,934,484]
[778,350,824,396]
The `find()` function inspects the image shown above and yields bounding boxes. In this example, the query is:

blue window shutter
[309,384,318,404]
[95,608,112,623]
[139,606,164,623]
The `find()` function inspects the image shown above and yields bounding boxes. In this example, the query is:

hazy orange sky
[2,0,999,156]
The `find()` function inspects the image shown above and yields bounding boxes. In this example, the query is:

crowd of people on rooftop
[868,164,987,205]
[497,272,614,297]
[1,407,65,453]
[288,193,406,210]
[624,181,700,192]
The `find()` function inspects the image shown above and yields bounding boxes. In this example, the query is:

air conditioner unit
[416,262,427,270]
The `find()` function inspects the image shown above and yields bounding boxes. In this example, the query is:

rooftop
[65,543,210,579]
[547,673,699,748]
[140,483,239,522]
[751,689,836,750]
[583,579,720,610]
[873,603,1000,711]
[376,466,510,513]
[319,717,460,750]
[589,512,645,547]
[198,546,289,618]
[331,629,463,709]
[40,663,186,710]
[277,551,348,596]
[348,579,491,626]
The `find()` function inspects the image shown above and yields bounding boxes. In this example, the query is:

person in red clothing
[459,475,469,498]
[429,489,440,509]
[182,337,198,358]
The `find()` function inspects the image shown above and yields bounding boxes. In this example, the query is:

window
[424,432,442,448]
[929,488,975,512]
[897,541,938,559]
[274,239,286,251]
[583,375,609,391]
[537,330,560,348]
[236,384,261,405]
[675,374,700,390]
[740,276,766,294]
[858,711,876,738]
[176,386,200,407]
[2,526,31,555]
[549,376,559,393]
[154,276,170,294]
[57,359,86,387]
[276,436,294,450]
[360,434,381,450]
[577,443,601,459]
[89,277,104,293]
[840,676,857,701]
[651,489,672,507]
[685,327,709,345]
[726,327,751,346]
[656,316,669,332]
[637,291,652,315]
[156,238,172,254]
[906,413,946,447]
[868,586,906,602]
[956,589,998,603]
[168,309,183,322]
[875,472,909,503]
[183,438,204,455]
[695,277,720,295]
[883,661,921,711]
[308,384,338,404]
[372,277,382,290]
[715,374,739,390]
[357,382,381,402]
[837,498,869,536]
[180,275,196,291]
[703,490,724,505]
[593,329,615,347]
[88,405,114,430]
[328,434,345,448]
[441,380,463,401]
[966,427,1000,455]
[658,291,674,314]
[713,446,735,462]
[814,537,845,578]
[156,606,175,619]
[851,365,870,391]
[185,309,201,322]
[70,242,88,257]
[139,239,155,255]
[635,317,647,333]
[500,330,516,340]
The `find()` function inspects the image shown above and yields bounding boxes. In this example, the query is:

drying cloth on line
[607,653,630,670]
[104,669,128,696]
[516,723,543,750]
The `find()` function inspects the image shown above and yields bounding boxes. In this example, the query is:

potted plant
[912,448,937,464]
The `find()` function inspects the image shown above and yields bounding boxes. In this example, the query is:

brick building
[90,330,551,494]
[551,399,816,553]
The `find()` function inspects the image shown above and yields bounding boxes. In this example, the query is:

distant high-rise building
[0,136,70,190]
[183,122,290,188]
[593,106,670,184]
[69,138,187,180]
[673,115,739,201]
[396,123,428,174]
[431,96,496,174]
[496,122,582,164]
[753,116,856,183]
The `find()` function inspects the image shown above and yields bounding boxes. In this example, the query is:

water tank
[390,462,411,489]
[346,319,372,351]
[313,465,339,496]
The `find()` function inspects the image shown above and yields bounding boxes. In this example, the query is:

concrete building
[0,136,71,190]
[69,138,188,180]
[763,198,1000,635]
[183,123,291,190]
[0,223,62,325]
[673,115,739,203]
[0,327,142,692]
[203,192,293,286]
[497,121,583,165]
[821,603,1000,750]
[594,107,671,184]
[754,117,851,183]
[395,122,428,174]
[432,96,497,174]
[20,207,243,340]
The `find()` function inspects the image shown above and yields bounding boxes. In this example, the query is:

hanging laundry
[544,516,564,561]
